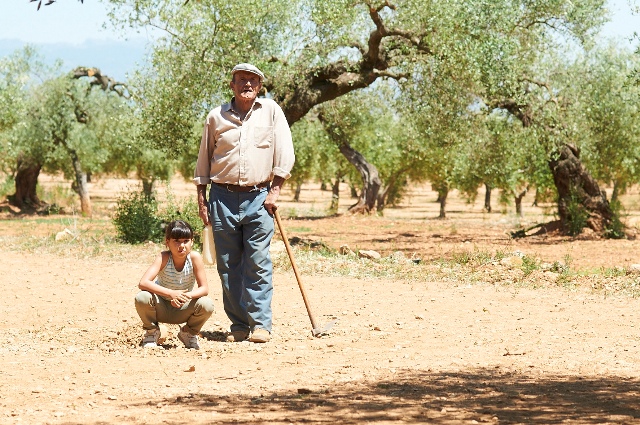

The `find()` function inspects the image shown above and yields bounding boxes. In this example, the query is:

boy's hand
[170,290,191,308]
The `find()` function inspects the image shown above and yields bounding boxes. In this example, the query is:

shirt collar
[225,97,264,114]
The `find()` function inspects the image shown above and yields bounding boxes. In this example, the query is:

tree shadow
[127,368,640,423]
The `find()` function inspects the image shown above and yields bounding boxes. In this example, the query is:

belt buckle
[249,184,259,192]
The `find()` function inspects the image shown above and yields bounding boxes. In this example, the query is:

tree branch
[276,1,434,125]
[70,67,129,98]
[32,0,83,10]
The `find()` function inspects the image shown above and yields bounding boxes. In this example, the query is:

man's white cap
[231,63,265,82]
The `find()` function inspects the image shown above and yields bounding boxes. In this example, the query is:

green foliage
[566,45,640,201]
[289,115,343,198]
[521,255,539,276]
[112,190,162,243]
[317,84,421,210]
[102,0,613,224]
[157,192,203,246]
[604,199,626,240]
[36,184,76,212]
[0,48,143,214]
[565,188,589,236]
[112,188,204,246]
[0,175,14,199]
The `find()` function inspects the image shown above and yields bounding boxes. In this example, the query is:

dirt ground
[3,176,640,424]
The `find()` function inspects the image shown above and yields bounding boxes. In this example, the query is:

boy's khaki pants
[135,291,214,335]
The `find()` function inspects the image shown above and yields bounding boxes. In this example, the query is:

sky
[0,0,152,80]
[0,1,142,44]
[0,0,639,80]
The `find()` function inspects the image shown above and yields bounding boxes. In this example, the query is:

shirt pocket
[254,126,273,148]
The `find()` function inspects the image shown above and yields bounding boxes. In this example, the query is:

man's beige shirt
[193,97,295,187]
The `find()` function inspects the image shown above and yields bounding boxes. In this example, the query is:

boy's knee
[134,291,153,305]
[197,297,215,314]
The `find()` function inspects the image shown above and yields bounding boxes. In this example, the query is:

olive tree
[106,0,609,224]
[1,64,133,216]
[569,44,640,204]
[0,47,58,209]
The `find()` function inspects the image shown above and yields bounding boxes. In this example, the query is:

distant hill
[0,38,149,82]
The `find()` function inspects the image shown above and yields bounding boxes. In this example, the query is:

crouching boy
[135,220,214,349]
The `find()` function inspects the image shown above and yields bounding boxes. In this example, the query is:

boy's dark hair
[164,220,194,240]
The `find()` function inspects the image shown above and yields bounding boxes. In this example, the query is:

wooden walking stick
[274,209,334,337]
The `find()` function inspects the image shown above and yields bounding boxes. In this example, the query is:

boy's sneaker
[178,330,200,350]
[142,329,160,348]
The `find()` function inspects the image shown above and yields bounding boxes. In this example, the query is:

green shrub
[0,175,14,200]
[604,199,626,239]
[565,188,588,236]
[158,195,204,246]
[112,191,162,243]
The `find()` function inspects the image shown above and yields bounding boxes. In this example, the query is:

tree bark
[493,99,617,236]
[350,184,358,198]
[70,153,92,217]
[141,180,154,198]
[10,156,43,209]
[484,183,492,213]
[434,182,449,219]
[514,187,528,217]
[317,110,381,214]
[612,181,620,204]
[548,144,612,234]
[293,181,302,202]
[272,6,426,126]
[337,142,381,214]
[376,171,405,212]
[330,175,341,212]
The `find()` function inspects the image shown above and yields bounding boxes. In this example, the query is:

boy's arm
[187,251,209,299]
[138,252,182,300]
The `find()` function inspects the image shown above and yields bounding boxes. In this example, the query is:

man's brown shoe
[249,328,271,343]
[226,330,249,342]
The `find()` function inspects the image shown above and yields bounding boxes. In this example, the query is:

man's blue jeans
[209,184,274,333]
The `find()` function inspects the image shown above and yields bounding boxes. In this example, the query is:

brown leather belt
[213,181,270,192]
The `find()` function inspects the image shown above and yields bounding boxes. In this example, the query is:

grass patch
[37,184,77,212]
[287,226,313,233]
[521,255,539,276]
[5,215,640,299]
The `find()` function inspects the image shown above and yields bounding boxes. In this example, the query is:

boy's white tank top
[156,253,195,300]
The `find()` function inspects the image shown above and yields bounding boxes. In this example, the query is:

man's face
[230,71,262,102]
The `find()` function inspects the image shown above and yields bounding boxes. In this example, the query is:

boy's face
[167,238,193,257]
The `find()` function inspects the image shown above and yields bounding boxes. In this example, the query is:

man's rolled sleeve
[193,115,214,185]
[271,106,295,180]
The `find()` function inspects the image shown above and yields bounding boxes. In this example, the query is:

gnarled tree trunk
[318,111,381,214]
[548,144,612,234]
[10,156,44,209]
[337,142,381,214]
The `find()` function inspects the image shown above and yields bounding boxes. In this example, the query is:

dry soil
[2,177,640,424]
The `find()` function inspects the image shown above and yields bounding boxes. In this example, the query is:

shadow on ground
[123,368,640,424]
